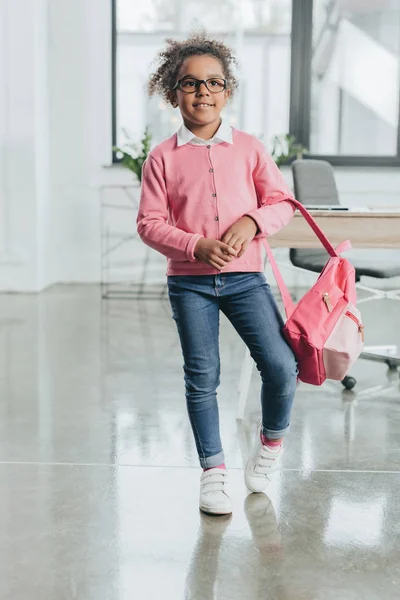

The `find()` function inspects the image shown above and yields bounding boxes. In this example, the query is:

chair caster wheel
[342,376,356,390]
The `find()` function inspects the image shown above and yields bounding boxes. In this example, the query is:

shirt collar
[176,120,233,147]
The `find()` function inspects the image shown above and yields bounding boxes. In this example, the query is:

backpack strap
[288,199,352,257]
[262,201,352,318]
[263,239,295,318]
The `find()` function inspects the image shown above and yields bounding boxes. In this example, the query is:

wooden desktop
[269,209,400,249]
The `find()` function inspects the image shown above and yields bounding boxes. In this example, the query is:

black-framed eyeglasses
[172,77,227,94]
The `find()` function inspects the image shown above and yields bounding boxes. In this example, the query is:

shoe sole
[244,475,270,493]
[199,505,233,516]
[245,481,270,494]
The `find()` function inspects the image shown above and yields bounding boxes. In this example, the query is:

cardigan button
[209,168,214,173]
[214,216,219,221]
[212,193,217,197]
[207,145,211,149]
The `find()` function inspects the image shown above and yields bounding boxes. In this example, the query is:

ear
[223,88,231,106]
[167,90,178,108]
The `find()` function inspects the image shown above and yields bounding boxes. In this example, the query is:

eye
[209,79,225,89]
[181,79,197,88]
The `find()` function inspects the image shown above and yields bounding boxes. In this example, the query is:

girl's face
[172,55,231,128]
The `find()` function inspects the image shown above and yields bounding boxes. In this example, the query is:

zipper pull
[359,324,365,342]
[323,292,333,312]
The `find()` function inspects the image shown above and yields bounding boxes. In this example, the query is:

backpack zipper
[345,310,364,342]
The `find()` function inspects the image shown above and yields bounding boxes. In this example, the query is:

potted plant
[113,127,152,183]
[270,133,308,168]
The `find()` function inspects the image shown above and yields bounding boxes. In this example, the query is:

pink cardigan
[137,128,296,276]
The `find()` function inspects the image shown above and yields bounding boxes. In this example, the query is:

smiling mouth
[193,103,215,108]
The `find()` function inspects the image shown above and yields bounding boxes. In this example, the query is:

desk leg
[237,348,254,420]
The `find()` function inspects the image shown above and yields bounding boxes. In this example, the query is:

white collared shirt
[176,120,233,147]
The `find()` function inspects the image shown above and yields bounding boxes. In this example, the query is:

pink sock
[261,434,283,449]
[203,463,226,472]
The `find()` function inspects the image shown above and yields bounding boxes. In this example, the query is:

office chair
[291,159,400,388]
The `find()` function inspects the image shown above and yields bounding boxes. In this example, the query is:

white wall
[0,0,399,292]
[0,0,108,292]
[47,0,107,285]
[0,0,45,291]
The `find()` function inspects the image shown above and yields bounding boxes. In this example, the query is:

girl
[137,32,298,516]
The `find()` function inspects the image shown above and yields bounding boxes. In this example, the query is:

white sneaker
[245,423,283,493]
[199,468,232,515]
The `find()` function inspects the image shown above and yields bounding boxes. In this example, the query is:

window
[113,0,292,148]
[113,0,400,165]
[290,0,400,165]
[311,0,400,156]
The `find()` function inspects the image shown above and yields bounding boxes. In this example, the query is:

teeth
[195,104,212,107]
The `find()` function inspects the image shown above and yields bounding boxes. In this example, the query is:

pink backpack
[263,200,364,386]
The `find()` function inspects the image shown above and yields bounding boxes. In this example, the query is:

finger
[224,234,239,248]
[227,236,243,252]
[218,242,237,257]
[232,238,244,252]
[219,234,232,250]
[211,254,229,268]
[222,232,234,247]
[217,252,234,264]
[210,258,227,269]
[237,242,248,258]
[226,237,242,253]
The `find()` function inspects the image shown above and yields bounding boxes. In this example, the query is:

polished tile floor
[0,285,399,599]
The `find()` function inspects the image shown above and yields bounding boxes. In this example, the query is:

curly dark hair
[148,31,239,106]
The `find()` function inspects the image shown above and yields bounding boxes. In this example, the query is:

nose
[196,81,210,95]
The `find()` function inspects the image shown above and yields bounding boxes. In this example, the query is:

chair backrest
[290,159,340,270]
[291,159,340,207]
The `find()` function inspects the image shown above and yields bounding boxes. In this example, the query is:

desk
[237,208,400,420]
[269,209,400,249]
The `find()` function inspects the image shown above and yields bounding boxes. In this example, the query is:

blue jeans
[167,273,297,469]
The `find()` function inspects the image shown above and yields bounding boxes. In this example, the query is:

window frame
[111,0,118,162]
[111,0,400,166]
[289,0,400,167]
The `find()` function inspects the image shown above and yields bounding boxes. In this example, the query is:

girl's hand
[194,238,238,270]
[221,216,258,258]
